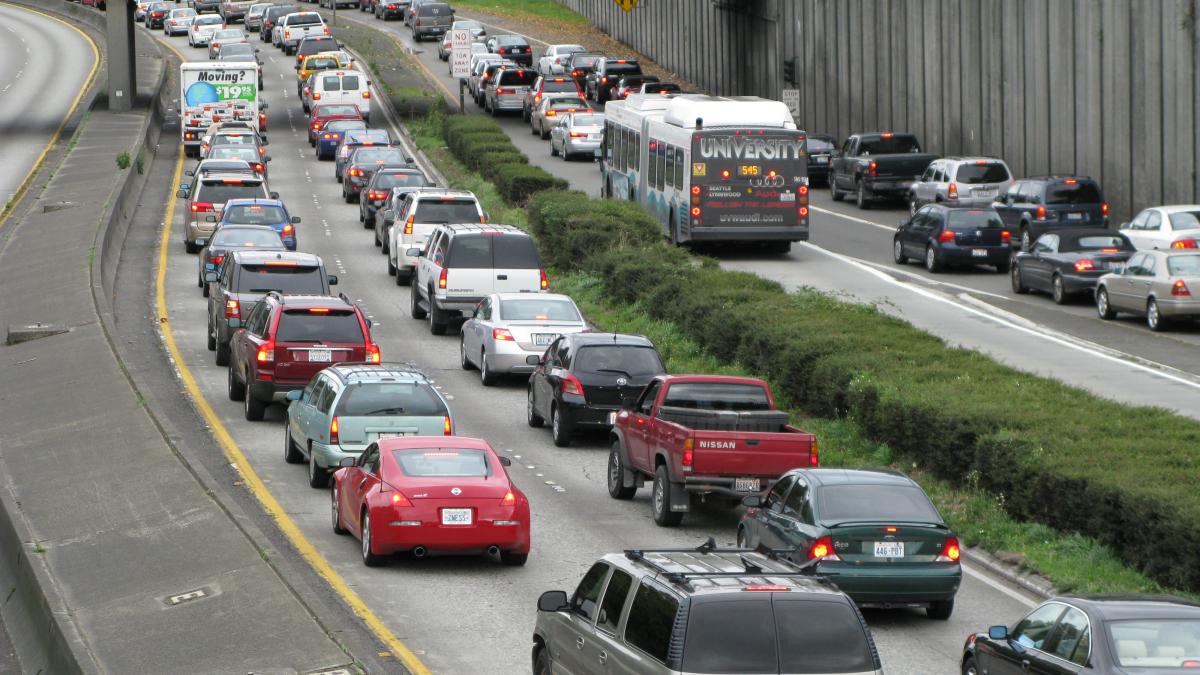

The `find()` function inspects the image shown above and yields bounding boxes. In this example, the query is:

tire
[534,649,552,675]
[207,326,217,351]
[830,173,844,201]
[550,141,558,157]
[1051,274,1068,304]
[396,268,411,286]
[381,232,390,254]
[387,256,397,276]
[522,106,531,122]
[1147,298,1167,331]
[479,351,497,386]
[652,464,683,527]
[530,119,539,135]
[410,284,427,319]
[962,657,978,675]
[540,123,550,141]
[995,259,1010,274]
[736,526,749,548]
[526,387,544,427]
[283,425,304,463]
[1096,287,1116,320]
[893,238,908,264]
[927,599,954,620]
[500,551,528,566]
[459,336,475,370]
[550,405,572,447]
[185,239,200,254]
[360,511,386,566]
[227,364,245,401]
[607,443,636,499]
[855,179,871,209]
[215,336,230,365]
[428,291,448,335]
[1011,263,1028,294]
[308,449,329,488]
[244,384,266,421]
[925,246,942,273]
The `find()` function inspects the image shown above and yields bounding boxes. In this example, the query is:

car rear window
[266,7,297,20]
[195,15,222,25]
[1109,620,1200,668]
[573,345,664,377]
[605,63,641,76]
[235,264,325,293]
[415,200,479,224]
[221,44,255,57]
[213,134,256,146]
[494,235,541,268]
[682,599,778,673]
[1044,181,1103,204]
[1066,234,1133,252]
[197,182,267,203]
[445,234,540,268]
[661,383,770,411]
[288,13,322,25]
[300,38,337,51]
[497,70,535,86]
[317,104,359,116]
[570,114,604,127]
[818,485,942,523]
[954,162,1010,184]
[860,135,921,154]
[326,119,366,132]
[321,75,342,91]
[346,130,391,145]
[571,55,601,68]
[377,173,429,190]
[210,146,259,162]
[393,449,491,477]
[947,209,1005,231]
[354,147,407,164]
[550,98,589,110]
[542,80,578,93]
[807,137,836,154]
[212,228,282,248]
[224,204,286,224]
[336,382,448,416]
[1167,254,1200,276]
[277,309,363,342]
[500,298,580,322]
[1169,211,1200,231]
[418,3,451,16]
[341,74,361,89]
[775,599,877,673]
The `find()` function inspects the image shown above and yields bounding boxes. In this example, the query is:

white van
[306,70,372,120]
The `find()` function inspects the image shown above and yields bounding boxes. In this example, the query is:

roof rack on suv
[624,538,835,591]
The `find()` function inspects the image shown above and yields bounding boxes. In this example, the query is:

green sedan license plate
[874,541,904,558]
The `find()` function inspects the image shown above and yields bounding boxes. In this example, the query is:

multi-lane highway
[0,3,96,213]
[154,20,1042,675]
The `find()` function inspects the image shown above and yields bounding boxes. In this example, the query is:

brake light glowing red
[366,342,381,363]
[939,230,956,243]
[1074,259,1096,271]
[938,536,962,562]
[682,437,693,468]
[867,160,878,178]
[540,268,549,290]
[329,416,339,444]
[225,299,240,318]
[808,535,839,560]
[390,491,412,507]
[690,206,701,217]
[1036,205,1047,220]
[1172,239,1198,249]
[1173,280,1192,297]
[1064,178,1078,184]
[256,340,274,363]
[443,416,452,435]
[798,206,809,218]
[561,373,584,396]
[282,224,294,235]
[492,328,515,341]
[691,186,701,196]
[348,168,363,177]
[743,585,789,592]
[209,254,224,266]
[881,132,894,139]
[362,91,370,99]
[191,202,214,213]
[1101,202,1110,216]
[947,182,958,200]
[502,491,516,505]
[1001,230,1011,245]
[438,268,448,289]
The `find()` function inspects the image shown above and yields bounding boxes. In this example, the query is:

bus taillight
[691,206,701,217]
[690,186,700,196]
[798,207,809,218]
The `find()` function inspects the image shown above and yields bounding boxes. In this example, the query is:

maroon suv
[227,292,381,421]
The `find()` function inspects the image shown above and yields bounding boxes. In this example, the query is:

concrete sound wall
[557,0,1200,221]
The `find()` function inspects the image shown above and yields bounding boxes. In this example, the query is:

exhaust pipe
[412,546,427,558]
[486,545,500,557]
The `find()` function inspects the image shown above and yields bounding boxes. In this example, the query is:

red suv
[228,292,381,421]
[307,103,363,146]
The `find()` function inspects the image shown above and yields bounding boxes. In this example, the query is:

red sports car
[331,437,531,567]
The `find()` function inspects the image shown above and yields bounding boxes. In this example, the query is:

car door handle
[1020,659,1031,671]
[598,650,608,665]
[575,637,585,650]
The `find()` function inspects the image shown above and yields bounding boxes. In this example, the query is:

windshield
[353,147,407,164]
[955,162,1010,184]
[235,265,325,293]
[661,383,771,411]
[1168,211,1200,231]
[394,449,491,477]
[818,485,942,523]
[1168,254,1200,276]
[336,383,448,416]
[499,298,580,322]
[946,209,1005,230]
[1045,182,1103,204]
[211,228,282,248]
[859,135,921,154]
[276,310,363,342]
[1109,620,1200,668]
[210,146,259,162]
[573,345,664,377]
[197,183,266,203]
[223,204,286,224]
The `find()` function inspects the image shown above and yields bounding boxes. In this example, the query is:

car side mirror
[291,216,301,223]
[327,274,338,286]
[406,247,422,257]
[338,457,356,468]
[537,590,568,612]
[185,169,195,176]
[265,156,272,162]
[176,189,189,198]
[261,137,269,145]
[285,390,302,402]
[270,191,280,199]
[204,271,218,282]
[898,219,909,228]
[498,456,511,467]
[526,355,541,366]
[988,625,1009,641]
[205,215,218,222]
[383,210,394,220]
[742,494,762,508]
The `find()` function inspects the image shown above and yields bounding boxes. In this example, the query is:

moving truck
[180,61,266,157]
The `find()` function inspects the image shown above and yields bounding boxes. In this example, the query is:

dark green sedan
[738,468,962,620]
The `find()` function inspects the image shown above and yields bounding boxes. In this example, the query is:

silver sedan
[1096,250,1200,331]
[550,112,604,161]
[208,28,249,59]
[460,293,588,385]
[531,95,591,139]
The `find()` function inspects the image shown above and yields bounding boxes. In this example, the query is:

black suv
[992,175,1109,251]
[260,5,298,43]
[533,541,884,675]
[526,333,665,447]
[206,250,337,366]
[587,58,641,104]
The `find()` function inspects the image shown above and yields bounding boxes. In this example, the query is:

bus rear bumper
[686,227,809,243]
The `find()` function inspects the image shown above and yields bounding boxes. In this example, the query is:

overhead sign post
[450,29,472,113]
[781,88,800,122]
[614,0,638,12]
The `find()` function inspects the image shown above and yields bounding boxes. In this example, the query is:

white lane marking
[849,256,1011,301]
[4,26,14,33]
[811,205,896,232]
[801,243,1200,392]
[961,564,1037,608]
[1,85,9,94]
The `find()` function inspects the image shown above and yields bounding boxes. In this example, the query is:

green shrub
[474,151,528,172]
[491,164,568,205]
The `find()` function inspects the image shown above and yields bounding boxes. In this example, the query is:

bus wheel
[668,210,676,244]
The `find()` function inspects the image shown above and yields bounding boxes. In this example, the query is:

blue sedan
[217,199,300,250]
[316,119,368,161]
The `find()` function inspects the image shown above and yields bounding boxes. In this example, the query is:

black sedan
[488,35,533,66]
[526,333,665,448]
[962,594,1200,674]
[806,133,838,185]
[894,204,1012,273]
[1011,228,1135,304]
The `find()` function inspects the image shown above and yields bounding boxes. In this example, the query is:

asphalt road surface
[0,3,94,208]
[156,23,1040,675]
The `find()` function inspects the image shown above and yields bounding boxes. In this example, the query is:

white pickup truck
[275,12,328,55]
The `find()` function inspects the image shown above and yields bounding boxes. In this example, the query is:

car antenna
[739,555,763,574]
[695,537,717,554]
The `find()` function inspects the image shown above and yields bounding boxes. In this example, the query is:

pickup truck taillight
[1035,205,1047,220]
[867,160,877,178]
[682,437,693,472]
[560,372,584,396]
[438,267,448,289]
[811,439,819,466]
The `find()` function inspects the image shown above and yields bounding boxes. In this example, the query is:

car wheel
[531,118,539,135]
[207,324,217,351]
[396,268,410,286]
[961,657,977,675]
[855,179,871,209]
[185,239,200,254]
[1096,287,1116,320]
[360,511,385,566]
[458,336,475,369]
[550,141,558,157]
[380,232,390,254]
[527,387,544,428]
[1051,274,1069,304]
[308,449,329,488]
[550,404,572,447]
[829,173,843,201]
[652,464,683,527]
[925,246,942,273]
[1147,298,1167,331]
[244,385,265,421]
[736,526,749,548]
[534,649,552,675]
[500,550,527,566]
[540,123,550,141]
[995,258,1010,274]
[387,255,397,276]
[927,599,954,620]
[283,425,304,463]
[227,364,245,401]
[480,350,497,386]
[522,106,531,122]
[410,284,427,319]
[607,443,636,499]
[428,291,447,335]
[893,238,907,264]
[215,338,230,366]
[1011,263,1028,294]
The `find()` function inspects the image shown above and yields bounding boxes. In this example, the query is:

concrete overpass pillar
[105,0,136,111]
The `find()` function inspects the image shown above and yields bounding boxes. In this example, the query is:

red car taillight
[1036,205,1047,220]
[348,168,363,177]
[808,535,840,561]
[1001,230,1011,245]
[329,416,339,444]
[1173,280,1192,297]
[256,339,274,363]
[1101,202,1110,216]
[539,268,548,290]
[208,254,224,266]
[937,536,962,562]
[251,163,265,174]
[560,372,584,396]
[282,223,294,236]
[492,328,515,341]
[938,230,956,243]
[391,491,413,507]
[366,343,381,363]
[947,182,958,200]
[1172,239,1198,249]
[569,131,586,138]
[225,299,240,318]
[502,491,516,506]
[438,268,447,289]
[191,201,214,213]
[1074,259,1096,272]
[443,415,452,435]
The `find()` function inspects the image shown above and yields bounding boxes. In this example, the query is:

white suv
[388,190,485,284]
[408,224,546,335]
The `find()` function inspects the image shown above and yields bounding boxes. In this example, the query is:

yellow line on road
[0,3,101,230]
[153,45,432,675]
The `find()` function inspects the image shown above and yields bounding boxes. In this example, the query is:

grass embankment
[448,0,589,26]
[327,16,447,116]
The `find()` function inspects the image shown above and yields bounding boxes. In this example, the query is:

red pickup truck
[608,375,818,527]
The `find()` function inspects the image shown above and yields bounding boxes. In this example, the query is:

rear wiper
[248,288,281,293]
[594,368,633,378]
[364,408,405,415]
